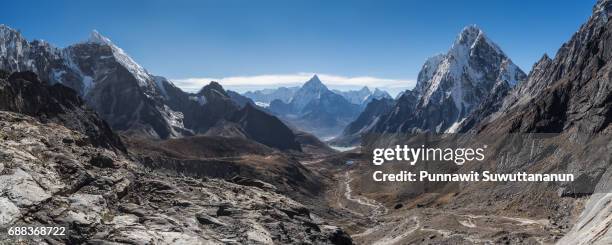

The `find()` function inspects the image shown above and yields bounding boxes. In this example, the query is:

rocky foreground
[0,111,351,244]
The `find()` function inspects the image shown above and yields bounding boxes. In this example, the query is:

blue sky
[1,0,595,95]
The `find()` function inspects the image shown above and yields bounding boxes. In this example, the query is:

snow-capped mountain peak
[302,74,326,90]
[88,30,114,45]
[80,30,153,89]
[0,24,31,70]
[418,25,524,109]
[367,25,526,134]
[290,75,330,110]
[452,25,503,55]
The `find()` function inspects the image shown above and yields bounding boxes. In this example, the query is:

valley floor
[304,157,577,245]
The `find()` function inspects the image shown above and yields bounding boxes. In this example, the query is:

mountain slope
[471,3,612,241]
[227,103,302,151]
[466,2,612,242]
[330,97,395,146]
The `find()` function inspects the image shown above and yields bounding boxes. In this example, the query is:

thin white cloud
[172,72,415,96]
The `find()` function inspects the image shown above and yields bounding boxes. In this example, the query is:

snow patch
[82,75,94,95]
[255,101,270,108]
[153,76,168,97]
[189,95,207,106]
[445,118,466,133]
[162,105,185,129]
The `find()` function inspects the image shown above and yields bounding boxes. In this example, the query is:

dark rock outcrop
[0,71,124,151]
[227,103,302,151]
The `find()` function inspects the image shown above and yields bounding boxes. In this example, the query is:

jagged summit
[310,74,321,81]
[456,25,483,43]
[595,0,612,14]
[0,24,17,33]
[451,24,503,56]
[533,53,552,69]
[302,74,325,88]
[0,24,25,43]
[198,81,226,95]
[88,29,114,45]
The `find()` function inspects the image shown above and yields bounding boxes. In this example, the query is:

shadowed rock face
[476,2,612,242]
[226,90,255,108]
[472,2,612,136]
[0,70,124,151]
[228,103,302,151]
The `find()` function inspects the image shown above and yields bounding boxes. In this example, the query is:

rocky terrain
[0,111,351,244]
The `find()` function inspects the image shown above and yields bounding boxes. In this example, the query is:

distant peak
[199,81,226,95]
[303,74,326,88]
[308,74,321,83]
[0,24,22,36]
[461,24,482,35]
[532,53,553,71]
[359,86,371,93]
[0,24,12,31]
[88,30,113,45]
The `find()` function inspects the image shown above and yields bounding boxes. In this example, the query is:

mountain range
[244,75,391,139]
[0,25,306,151]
